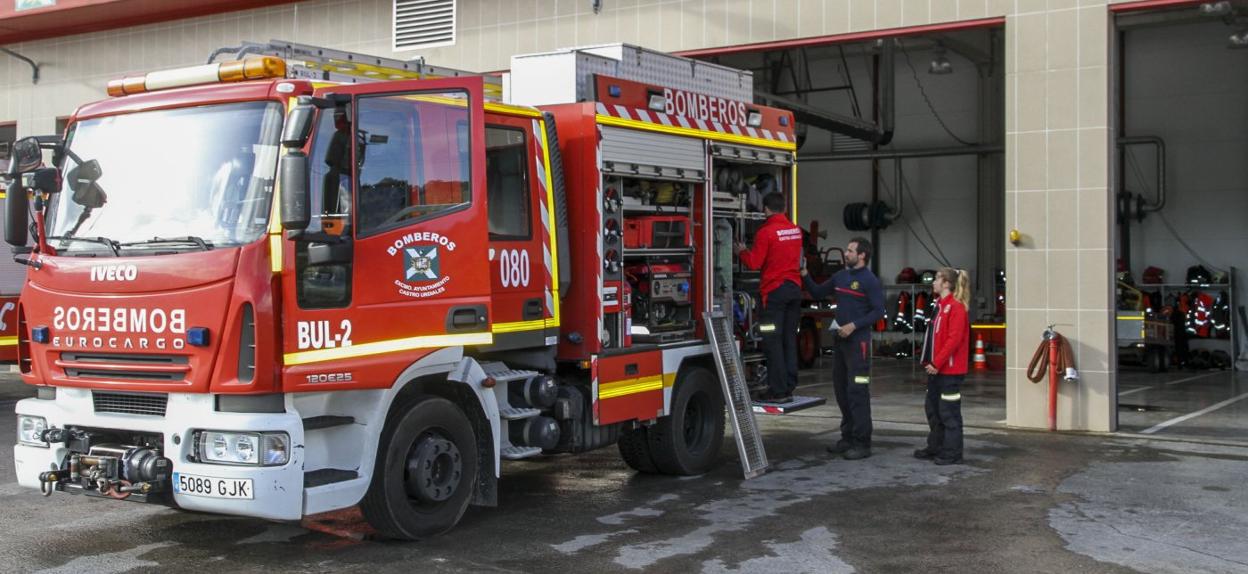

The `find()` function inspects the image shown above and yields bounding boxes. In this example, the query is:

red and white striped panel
[595,102,792,145]
[532,119,555,320]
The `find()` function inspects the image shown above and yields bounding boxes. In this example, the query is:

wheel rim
[404,433,463,504]
[682,390,715,456]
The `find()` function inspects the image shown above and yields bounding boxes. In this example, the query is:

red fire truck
[6,42,798,538]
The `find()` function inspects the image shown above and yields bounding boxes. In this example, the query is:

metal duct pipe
[1118,135,1166,213]
[755,40,895,145]
[891,159,904,220]
[799,145,1003,162]
[878,39,895,146]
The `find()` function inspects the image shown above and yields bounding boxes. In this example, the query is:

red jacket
[738,213,802,304]
[922,294,970,375]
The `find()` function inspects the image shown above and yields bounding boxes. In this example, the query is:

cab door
[484,115,554,351]
[281,78,492,389]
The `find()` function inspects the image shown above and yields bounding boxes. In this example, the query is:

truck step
[751,395,827,415]
[304,468,358,488]
[303,415,355,431]
[501,446,542,460]
[481,363,541,384]
[500,407,541,420]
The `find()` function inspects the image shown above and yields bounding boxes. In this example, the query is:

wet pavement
[2,366,1247,573]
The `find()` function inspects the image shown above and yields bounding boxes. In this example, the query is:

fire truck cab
[5,42,798,539]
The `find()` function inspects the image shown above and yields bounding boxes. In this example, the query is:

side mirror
[281,104,316,148]
[6,137,43,176]
[31,167,61,196]
[5,180,29,247]
[66,160,106,209]
[279,152,310,231]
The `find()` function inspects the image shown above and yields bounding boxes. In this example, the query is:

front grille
[93,391,169,417]
[60,352,189,382]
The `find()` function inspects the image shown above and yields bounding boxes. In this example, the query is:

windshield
[47,101,284,254]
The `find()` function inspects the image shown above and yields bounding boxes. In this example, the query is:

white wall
[1121,20,1248,358]
[720,40,1000,311]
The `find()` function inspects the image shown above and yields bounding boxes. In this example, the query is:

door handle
[523,298,543,320]
[447,305,488,332]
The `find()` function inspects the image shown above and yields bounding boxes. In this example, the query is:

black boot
[913,448,937,460]
[826,440,851,455]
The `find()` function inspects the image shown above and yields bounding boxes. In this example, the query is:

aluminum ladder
[704,311,768,479]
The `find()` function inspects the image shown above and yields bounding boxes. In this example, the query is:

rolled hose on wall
[1026,331,1078,383]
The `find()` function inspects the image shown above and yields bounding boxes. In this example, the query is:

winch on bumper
[13,387,306,520]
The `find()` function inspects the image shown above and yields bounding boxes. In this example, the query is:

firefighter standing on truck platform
[802,238,885,460]
[736,192,804,403]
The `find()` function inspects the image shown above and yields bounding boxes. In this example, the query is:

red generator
[624,215,691,249]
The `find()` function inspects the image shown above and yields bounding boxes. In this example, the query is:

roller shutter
[600,126,706,182]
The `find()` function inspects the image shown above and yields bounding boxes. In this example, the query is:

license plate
[173,472,253,500]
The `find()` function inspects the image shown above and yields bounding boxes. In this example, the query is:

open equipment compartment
[708,143,796,391]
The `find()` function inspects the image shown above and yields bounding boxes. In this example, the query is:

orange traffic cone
[973,333,988,371]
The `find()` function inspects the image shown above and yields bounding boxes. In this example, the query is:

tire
[798,319,819,369]
[617,426,660,473]
[648,367,726,475]
[360,395,478,540]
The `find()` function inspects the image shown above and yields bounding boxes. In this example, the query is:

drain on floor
[1118,403,1166,412]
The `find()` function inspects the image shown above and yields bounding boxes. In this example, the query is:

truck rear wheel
[361,395,478,540]
[648,367,725,475]
[617,426,659,473]
[798,318,819,368]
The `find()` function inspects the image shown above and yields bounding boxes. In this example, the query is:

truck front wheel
[648,366,725,475]
[361,395,478,540]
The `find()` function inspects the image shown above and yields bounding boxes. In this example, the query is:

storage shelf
[713,210,768,220]
[623,247,695,257]
[621,204,691,214]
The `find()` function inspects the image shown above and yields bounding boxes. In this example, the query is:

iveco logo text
[90,264,138,282]
[50,306,189,351]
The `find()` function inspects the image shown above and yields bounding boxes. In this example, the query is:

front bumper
[13,387,305,521]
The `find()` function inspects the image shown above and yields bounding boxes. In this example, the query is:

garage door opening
[695,22,1008,428]
[1112,1,1248,440]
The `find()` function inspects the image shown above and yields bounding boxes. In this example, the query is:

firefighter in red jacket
[915,267,971,465]
[736,192,804,402]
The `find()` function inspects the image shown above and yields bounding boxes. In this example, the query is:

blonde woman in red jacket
[915,268,971,465]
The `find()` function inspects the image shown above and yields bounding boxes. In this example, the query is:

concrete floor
[1115,367,1248,442]
[2,364,1247,573]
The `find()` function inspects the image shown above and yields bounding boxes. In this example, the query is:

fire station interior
[1110,2,1248,440]
[703,27,1011,424]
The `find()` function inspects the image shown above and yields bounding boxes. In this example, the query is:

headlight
[17,415,48,447]
[196,431,289,466]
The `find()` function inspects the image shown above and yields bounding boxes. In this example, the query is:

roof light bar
[107,56,287,97]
